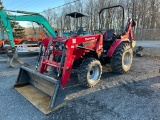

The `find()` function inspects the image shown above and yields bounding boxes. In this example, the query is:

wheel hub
[124,52,131,67]
[89,65,100,81]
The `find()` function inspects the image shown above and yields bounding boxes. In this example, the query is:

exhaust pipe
[14,66,67,114]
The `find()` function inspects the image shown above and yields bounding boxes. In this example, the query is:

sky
[2,0,65,27]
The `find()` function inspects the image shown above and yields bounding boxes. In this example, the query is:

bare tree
[37,0,160,40]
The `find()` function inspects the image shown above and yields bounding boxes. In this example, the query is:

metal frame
[98,5,125,33]
[40,34,103,88]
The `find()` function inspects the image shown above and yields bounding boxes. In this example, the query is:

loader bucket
[14,66,67,114]
[6,48,29,67]
[7,55,30,67]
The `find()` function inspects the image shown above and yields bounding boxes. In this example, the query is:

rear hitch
[133,46,143,57]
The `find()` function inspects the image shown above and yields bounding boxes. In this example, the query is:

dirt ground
[0,47,160,120]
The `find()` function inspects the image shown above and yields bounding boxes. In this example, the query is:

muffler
[14,66,67,114]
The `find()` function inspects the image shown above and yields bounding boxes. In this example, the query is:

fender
[107,39,130,57]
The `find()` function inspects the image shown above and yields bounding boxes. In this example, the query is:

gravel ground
[0,48,160,120]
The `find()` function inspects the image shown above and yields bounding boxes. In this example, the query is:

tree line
[7,0,159,39]
[37,0,160,40]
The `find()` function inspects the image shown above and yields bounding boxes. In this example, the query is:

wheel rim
[89,65,100,81]
[124,52,131,67]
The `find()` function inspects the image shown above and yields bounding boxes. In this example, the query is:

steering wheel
[93,30,103,34]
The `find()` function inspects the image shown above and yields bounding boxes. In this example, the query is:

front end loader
[13,5,136,114]
[0,4,67,114]
[15,33,104,114]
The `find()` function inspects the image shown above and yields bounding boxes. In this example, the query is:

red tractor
[39,5,136,87]
[15,5,136,114]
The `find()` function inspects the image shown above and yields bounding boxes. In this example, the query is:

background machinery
[0,6,57,67]
[14,5,136,114]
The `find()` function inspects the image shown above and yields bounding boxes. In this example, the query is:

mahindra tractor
[14,5,136,114]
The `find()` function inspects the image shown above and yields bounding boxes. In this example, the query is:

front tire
[78,58,102,87]
[111,43,133,73]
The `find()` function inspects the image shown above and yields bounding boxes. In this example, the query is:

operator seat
[103,29,115,42]
[77,27,84,35]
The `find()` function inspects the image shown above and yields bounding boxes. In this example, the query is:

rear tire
[111,43,133,74]
[78,58,102,87]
